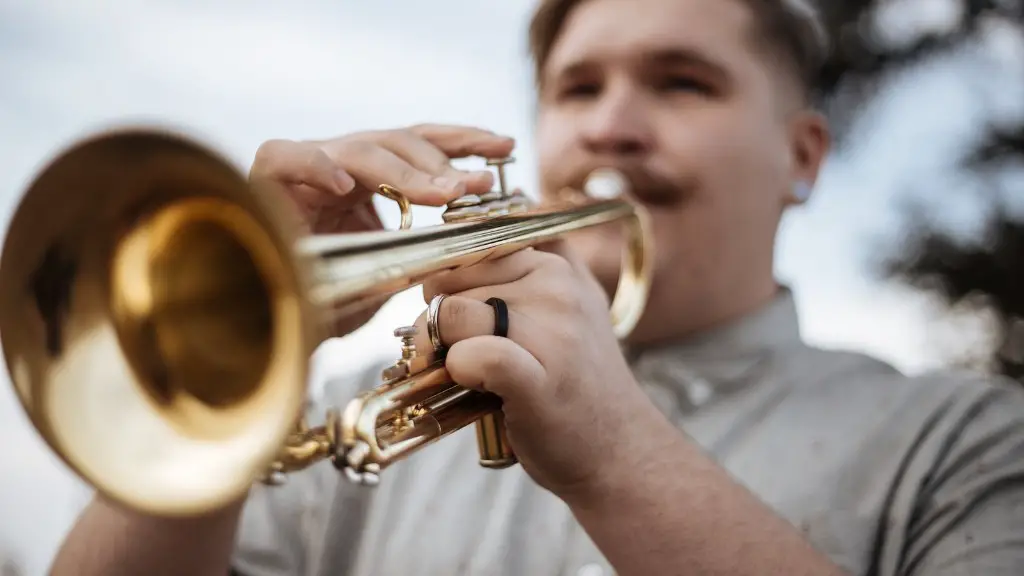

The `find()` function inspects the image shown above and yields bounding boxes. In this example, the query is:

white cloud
[871,0,965,50]
[0,1,1020,573]
[0,2,538,572]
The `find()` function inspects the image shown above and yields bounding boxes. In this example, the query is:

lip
[551,161,689,209]
[629,187,687,208]
[611,169,686,208]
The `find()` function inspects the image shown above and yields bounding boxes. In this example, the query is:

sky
[0,0,1022,573]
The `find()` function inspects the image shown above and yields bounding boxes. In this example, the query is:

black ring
[485,297,509,338]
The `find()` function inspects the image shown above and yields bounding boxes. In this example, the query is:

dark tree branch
[965,125,1024,169]
[811,0,1024,379]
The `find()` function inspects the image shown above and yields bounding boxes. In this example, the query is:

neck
[625,275,781,351]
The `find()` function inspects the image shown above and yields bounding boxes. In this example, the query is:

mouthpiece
[584,168,629,200]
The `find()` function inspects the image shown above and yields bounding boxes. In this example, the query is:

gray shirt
[231,289,1024,575]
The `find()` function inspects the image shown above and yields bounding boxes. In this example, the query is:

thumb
[445,336,546,408]
[533,237,590,274]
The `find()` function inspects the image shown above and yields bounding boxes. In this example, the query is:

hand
[248,124,516,335]
[412,242,662,498]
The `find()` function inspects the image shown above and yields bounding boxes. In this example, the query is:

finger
[288,183,354,217]
[251,139,356,196]
[409,124,516,159]
[370,130,496,195]
[351,201,384,230]
[310,199,383,234]
[410,294,530,357]
[445,336,546,406]
[274,185,316,235]
[274,183,368,236]
[531,238,611,302]
[335,141,465,206]
[421,248,550,303]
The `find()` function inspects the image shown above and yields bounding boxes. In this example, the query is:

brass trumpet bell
[0,131,318,516]
[0,127,653,517]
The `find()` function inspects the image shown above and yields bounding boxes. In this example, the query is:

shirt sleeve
[229,362,385,576]
[881,376,1024,576]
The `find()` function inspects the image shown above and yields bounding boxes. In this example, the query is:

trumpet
[0,127,653,517]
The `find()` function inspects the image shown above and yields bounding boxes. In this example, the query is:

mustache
[568,165,689,208]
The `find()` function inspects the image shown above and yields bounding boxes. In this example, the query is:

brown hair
[528,0,828,97]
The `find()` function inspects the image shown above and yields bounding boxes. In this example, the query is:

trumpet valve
[343,466,381,487]
[441,195,487,223]
[486,156,514,196]
[381,325,430,383]
[259,467,289,486]
[441,156,532,223]
[395,325,418,358]
[390,404,425,435]
[338,442,381,487]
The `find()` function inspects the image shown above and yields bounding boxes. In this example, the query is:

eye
[657,74,713,95]
[559,82,601,100]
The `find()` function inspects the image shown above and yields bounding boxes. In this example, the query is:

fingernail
[334,170,356,194]
[433,176,465,194]
[472,170,495,184]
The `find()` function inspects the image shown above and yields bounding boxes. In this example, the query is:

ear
[783,110,830,206]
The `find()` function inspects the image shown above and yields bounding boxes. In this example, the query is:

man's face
[535,0,828,343]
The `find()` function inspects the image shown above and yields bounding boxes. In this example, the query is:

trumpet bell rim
[0,129,318,516]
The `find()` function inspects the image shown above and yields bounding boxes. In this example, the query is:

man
[48,0,1024,575]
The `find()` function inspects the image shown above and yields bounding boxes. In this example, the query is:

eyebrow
[548,46,731,84]
[648,47,728,75]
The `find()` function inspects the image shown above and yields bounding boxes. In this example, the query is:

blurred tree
[813,0,1024,379]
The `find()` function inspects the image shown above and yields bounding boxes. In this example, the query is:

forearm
[566,418,847,576]
[50,494,245,576]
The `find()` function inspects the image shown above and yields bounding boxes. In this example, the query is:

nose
[579,83,654,157]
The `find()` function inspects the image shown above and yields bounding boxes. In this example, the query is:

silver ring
[427,293,447,352]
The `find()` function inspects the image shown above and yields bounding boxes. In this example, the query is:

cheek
[659,114,788,247]
[648,114,750,241]
[535,112,577,194]
[706,122,788,202]
[658,108,784,191]
[563,211,707,296]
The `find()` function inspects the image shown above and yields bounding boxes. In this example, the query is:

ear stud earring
[793,181,813,202]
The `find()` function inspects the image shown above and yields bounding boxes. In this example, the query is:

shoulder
[864,364,1024,481]
[888,367,1024,481]
[793,343,1024,499]
[786,343,1023,424]
[905,368,1024,434]
[773,347,1024,572]
[770,344,1024,484]
[844,367,1024,574]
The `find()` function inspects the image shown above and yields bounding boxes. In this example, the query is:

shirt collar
[626,287,804,409]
